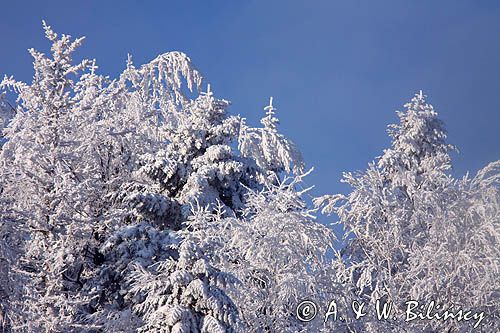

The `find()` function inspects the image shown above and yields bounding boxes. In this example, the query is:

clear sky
[1,0,499,201]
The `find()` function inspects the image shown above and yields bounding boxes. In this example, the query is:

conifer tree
[126,211,240,333]
[0,22,100,331]
[0,94,14,148]
[177,173,346,332]
[2,22,498,333]
[316,92,499,332]
[239,97,304,184]
[119,84,255,230]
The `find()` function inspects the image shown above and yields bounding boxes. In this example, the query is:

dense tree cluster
[0,24,498,333]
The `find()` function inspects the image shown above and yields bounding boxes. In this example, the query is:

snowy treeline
[0,24,498,333]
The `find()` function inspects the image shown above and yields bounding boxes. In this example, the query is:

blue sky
[1,0,499,202]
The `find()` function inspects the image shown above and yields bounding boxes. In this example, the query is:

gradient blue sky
[1,1,499,200]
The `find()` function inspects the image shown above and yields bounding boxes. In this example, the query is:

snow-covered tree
[0,93,15,332]
[1,22,87,227]
[97,91,312,332]
[316,92,499,332]
[0,94,14,148]
[2,21,498,333]
[70,222,179,332]
[126,226,240,333]
[239,97,304,184]
[0,21,100,331]
[178,172,346,332]
[0,22,147,332]
[0,22,213,331]
[116,83,261,232]
[0,208,13,333]
[402,161,500,332]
